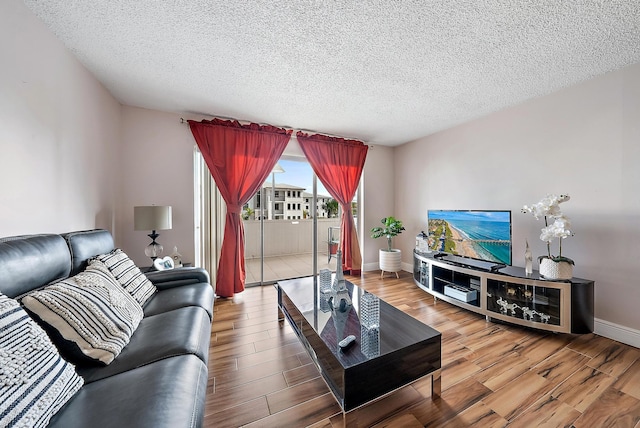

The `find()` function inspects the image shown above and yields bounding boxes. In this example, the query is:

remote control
[338,335,356,350]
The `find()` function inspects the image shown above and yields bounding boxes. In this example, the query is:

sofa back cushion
[0,234,71,298]
[63,229,115,277]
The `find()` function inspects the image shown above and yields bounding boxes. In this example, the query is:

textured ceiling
[22,0,640,146]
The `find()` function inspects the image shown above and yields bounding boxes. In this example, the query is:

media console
[413,250,594,334]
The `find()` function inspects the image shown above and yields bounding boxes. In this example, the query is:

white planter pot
[379,249,402,278]
[539,258,573,280]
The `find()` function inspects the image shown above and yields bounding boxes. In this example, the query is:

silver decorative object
[332,249,347,292]
[361,325,380,358]
[496,297,519,316]
[319,269,332,294]
[319,292,331,313]
[525,240,533,276]
[537,312,551,323]
[522,306,535,320]
[328,274,352,346]
[360,292,380,330]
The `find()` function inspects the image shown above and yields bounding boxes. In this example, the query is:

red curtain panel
[296,132,368,275]
[189,119,291,297]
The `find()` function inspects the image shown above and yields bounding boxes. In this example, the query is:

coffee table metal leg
[277,305,284,322]
[431,369,441,399]
[342,410,353,428]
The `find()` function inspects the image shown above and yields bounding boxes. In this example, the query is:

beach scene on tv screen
[428,211,512,265]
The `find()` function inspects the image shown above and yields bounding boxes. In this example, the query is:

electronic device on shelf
[427,209,512,270]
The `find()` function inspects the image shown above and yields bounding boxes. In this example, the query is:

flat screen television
[427,210,512,266]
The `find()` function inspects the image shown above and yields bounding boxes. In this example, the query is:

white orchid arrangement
[522,194,574,264]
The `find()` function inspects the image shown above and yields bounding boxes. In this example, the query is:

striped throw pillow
[0,293,83,428]
[22,263,143,365]
[89,248,157,306]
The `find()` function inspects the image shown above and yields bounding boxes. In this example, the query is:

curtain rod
[180,117,373,148]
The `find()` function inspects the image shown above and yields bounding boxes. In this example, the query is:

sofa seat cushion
[77,306,212,383]
[22,263,143,365]
[143,282,214,319]
[89,249,157,306]
[0,293,83,428]
[47,354,207,428]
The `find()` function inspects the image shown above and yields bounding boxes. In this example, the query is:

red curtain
[188,119,291,297]
[296,132,368,275]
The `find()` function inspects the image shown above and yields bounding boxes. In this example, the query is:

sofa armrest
[144,267,210,290]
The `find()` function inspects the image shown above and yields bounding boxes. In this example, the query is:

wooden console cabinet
[413,250,594,334]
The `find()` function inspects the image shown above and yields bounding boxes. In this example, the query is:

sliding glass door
[243,156,341,285]
[195,150,352,287]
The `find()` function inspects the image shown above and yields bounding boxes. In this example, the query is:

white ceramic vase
[539,257,573,280]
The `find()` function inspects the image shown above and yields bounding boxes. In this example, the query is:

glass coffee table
[277,275,441,418]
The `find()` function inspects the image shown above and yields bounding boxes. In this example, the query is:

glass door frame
[247,157,321,287]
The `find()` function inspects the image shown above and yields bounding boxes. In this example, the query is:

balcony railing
[243,218,341,259]
[242,218,344,284]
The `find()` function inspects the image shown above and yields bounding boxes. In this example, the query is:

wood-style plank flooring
[204,271,640,427]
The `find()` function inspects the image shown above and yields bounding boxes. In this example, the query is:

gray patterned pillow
[89,248,157,306]
[0,293,83,428]
[22,263,143,365]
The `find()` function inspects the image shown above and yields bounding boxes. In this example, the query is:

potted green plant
[370,216,405,278]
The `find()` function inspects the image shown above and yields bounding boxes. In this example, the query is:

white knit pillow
[0,293,83,428]
[89,248,157,306]
[22,263,143,365]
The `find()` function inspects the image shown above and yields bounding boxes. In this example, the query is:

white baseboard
[362,262,379,272]
[594,318,640,349]
[363,263,412,273]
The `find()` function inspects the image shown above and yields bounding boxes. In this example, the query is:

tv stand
[413,250,594,334]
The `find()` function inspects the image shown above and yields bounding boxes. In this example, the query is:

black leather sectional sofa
[0,229,214,427]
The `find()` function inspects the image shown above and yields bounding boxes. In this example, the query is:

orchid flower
[523,194,573,263]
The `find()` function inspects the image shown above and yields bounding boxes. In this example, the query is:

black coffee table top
[278,276,441,411]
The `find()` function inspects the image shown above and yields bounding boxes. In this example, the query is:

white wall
[362,145,395,269]
[119,107,198,267]
[394,63,640,336]
[0,0,121,237]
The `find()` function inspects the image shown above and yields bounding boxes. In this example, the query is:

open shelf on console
[432,265,480,307]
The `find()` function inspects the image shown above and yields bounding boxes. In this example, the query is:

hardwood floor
[204,271,640,427]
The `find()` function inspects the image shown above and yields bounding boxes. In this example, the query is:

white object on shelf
[170,246,183,267]
[525,240,533,275]
[444,285,477,302]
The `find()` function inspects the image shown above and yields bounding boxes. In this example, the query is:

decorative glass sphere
[145,242,163,259]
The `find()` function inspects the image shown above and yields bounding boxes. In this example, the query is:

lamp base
[144,230,164,261]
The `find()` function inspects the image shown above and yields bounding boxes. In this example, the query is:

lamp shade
[134,206,172,231]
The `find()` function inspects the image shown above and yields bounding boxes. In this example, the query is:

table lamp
[134,205,172,262]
